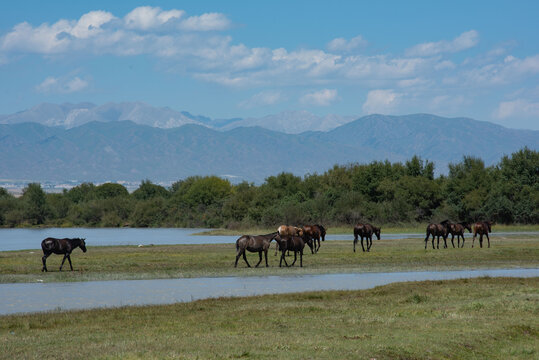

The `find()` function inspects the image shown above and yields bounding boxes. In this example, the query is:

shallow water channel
[1,268,537,315]
[1,228,536,251]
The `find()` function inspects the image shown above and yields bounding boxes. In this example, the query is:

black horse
[41,237,87,272]
[235,232,279,268]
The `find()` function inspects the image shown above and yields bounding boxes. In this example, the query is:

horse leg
[461,235,465,248]
[361,237,366,252]
[42,253,50,272]
[255,251,263,268]
[59,254,69,271]
[67,255,73,271]
[264,249,269,267]
[479,234,483,248]
[443,235,448,249]
[486,233,490,248]
[291,251,297,267]
[451,234,455,248]
[424,233,429,249]
[242,251,251,267]
[310,239,315,254]
[300,249,303,267]
[367,236,372,252]
[472,233,476,248]
[280,250,288,267]
[354,238,357,252]
[436,236,439,249]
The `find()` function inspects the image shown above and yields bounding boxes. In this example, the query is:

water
[1,228,536,252]
[0,268,537,315]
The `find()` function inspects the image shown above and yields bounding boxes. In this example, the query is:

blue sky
[1,0,538,129]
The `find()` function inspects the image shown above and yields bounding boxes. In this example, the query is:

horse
[234,232,279,268]
[353,223,381,252]
[472,221,492,248]
[302,224,325,253]
[424,221,451,249]
[448,222,472,248]
[276,234,313,268]
[275,225,304,255]
[41,237,87,272]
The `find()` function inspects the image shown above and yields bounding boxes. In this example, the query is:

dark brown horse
[41,237,87,272]
[472,221,492,248]
[424,221,451,249]
[302,224,326,253]
[277,234,312,267]
[235,232,279,268]
[353,223,381,252]
[275,225,304,255]
[448,222,472,248]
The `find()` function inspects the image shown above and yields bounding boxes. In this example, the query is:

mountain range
[0,105,537,183]
[0,102,357,134]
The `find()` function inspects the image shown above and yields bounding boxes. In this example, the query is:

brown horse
[276,234,312,267]
[41,237,87,272]
[424,221,451,249]
[302,224,326,253]
[448,222,472,248]
[353,223,381,252]
[275,225,304,255]
[472,221,492,248]
[235,232,279,268]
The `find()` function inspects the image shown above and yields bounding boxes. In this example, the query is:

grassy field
[1,277,537,359]
[1,234,537,283]
[194,224,539,235]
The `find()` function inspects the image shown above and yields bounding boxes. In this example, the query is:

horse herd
[38,220,493,272]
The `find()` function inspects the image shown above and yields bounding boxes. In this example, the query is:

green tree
[132,180,169,200]
[22,183,48,225]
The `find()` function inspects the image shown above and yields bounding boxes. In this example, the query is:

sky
[1,0,538,129]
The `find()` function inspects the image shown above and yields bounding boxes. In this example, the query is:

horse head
[462,223,472,233]
[485,221,492,232]
[79,238,87,252]
[374,227,381,240]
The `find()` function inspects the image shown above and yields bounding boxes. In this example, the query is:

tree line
[0,147,537,228]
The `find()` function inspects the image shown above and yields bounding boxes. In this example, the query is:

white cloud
[406,30,479,57]
[362,89,401,114]
[180,13,231,31]
[35,76,88,93]
[327,35,367,52]
[124,6,184,30]
[71,11,116,38]
[300,89,338,106]
[462,54,539,85]
[239,91,283,108]
[494,99,539,119]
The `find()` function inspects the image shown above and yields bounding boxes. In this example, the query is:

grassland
[194,223,539,235]
[1,234,537,283]
[1,277,537,359]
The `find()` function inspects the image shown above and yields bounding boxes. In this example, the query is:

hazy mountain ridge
[0,113,537,183]
[0,102,357,134]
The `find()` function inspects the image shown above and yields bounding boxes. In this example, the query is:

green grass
[195,224,539,235]
[1,234,537,283]
[1,277,537,359]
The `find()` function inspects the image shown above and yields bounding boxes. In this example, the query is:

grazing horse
[424,221,451,249]
[275,225,304,255]
[235,232,279,268]
[448,222,472,248]
[472,221,492,248]
[277,235,312,268]
[41,237,87,272]
[353,223,381,252]
[302,224,325,253]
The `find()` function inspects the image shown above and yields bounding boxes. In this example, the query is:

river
[1,268,537,315]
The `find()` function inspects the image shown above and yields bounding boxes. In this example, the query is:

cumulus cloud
[124,6,184,30]
[180,13,231,31]
[35,76,88,93]
[362,89,401,114]
[405,30,479,57]
[300,89,338,106]
[494,99,539,119]
[327,35,367,52]
[239,91,283,108]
